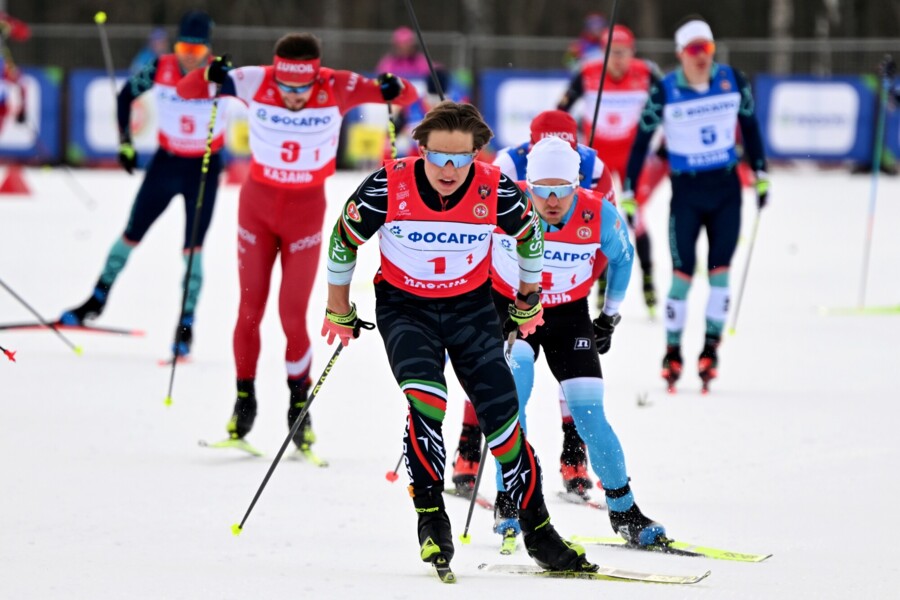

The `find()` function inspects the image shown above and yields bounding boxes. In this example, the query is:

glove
[620,190,637,226]
[505,302,544,339]
[879,54,897,79]
[118,139,137,175]
[592,313,619,355]
[205,54,232,85]
[321,302,374,346]
[377,73,403,102]
[754,171,770,210]
[15,109,25,124]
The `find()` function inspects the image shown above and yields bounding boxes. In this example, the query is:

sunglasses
[275,80,315,94]
[683,41,715,56]
[423,150,477,169]
[174,42,210,59]
[529,183,578,199]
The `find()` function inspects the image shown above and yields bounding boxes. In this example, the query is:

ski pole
[93,12,119,101]
[1,344,16,362]
[163,93,220,406]
[587,0,622,148]
[858,56,893,308]
[0,277,83,355]
[727,209,762,336]
[386,103,398,160]
[232,324,373,536]
[459,437,490,544]
[385,453,403,482]
[402,0,444,101]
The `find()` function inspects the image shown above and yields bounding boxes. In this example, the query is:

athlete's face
[277,84,315,112]
[606,43,634,79]
[529,178,577,225]
[678,38,715,83]
[175,43,211,73]
[420,130,477,197]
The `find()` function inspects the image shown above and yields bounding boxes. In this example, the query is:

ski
[499,528,518,555]
[431,554,456,583]
[570,535,772,562]
[198,438,264,457]
[478,562,710,585]
[158,356,192,367]
[557,490,606,510]
[286,447,329,467]
[444,488,494,511]
[0,321,145,336]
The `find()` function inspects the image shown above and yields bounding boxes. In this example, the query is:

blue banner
[479,70,571,150]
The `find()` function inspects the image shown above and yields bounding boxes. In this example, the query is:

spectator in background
[376,26,430,78]
[130,28,169,75]
[0,12,30,132]
[564,12,608,72]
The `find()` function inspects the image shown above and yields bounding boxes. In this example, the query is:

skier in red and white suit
[558,25,667,314]
[177,32,418,450]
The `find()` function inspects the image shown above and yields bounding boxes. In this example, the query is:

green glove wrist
[325,303,358,327]
[507,303,542,325]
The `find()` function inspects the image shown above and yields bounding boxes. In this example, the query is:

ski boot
[661,345,683,394]
[560,421,592,499]
[59,283,110,326]
[520,501,597,572]
[413,486,455,563]
[493,491,521,554]
[608,500,666,547]
[451,422,482,496]
[227,380,257,440]
[698,336,720,394]
[172,314,193,358]
[287,378,316,449]
[643,274,657,319]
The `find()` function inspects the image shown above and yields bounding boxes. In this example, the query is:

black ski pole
[0,277,83,355]
[94,12,119,101]
[163,94,220,406]
[231,325,372,535]
[1,343,16,362]
[459,437,490,544]
[587,0,622,149]
[727,209,762,336]
[402,0,445,101]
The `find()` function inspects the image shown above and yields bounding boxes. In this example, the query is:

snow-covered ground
[1,166,898,599]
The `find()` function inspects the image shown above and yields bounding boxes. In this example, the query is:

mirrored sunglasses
[275,80,315,94]
[684,41,715,56]
[424,150,477,169]
[529,183,578,199]
[174,42,210,58]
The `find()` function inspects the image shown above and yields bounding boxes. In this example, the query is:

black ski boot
[451,422,482,496]
[227,379,257,439]
[413,486,455,564]
[172,314,193,358]
[59,282,110,325]
[560,421,592,497]
[698,336,720,394]
[661,345,683,393]
[287,377,315,450]
[520,501,597,572]
[608,499,666,547]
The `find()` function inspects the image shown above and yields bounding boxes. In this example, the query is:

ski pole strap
[325,302,358,326]
[604,482,632,499]
[507,303,542,325]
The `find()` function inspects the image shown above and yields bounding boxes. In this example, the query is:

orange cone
[0,165,31,195]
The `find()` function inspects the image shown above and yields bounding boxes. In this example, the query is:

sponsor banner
[0,67,62,161]
[479,70,571,150]
[755,75,875,161]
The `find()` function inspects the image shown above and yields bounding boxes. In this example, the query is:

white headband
[526,137,580,185]
[675,20,714,51]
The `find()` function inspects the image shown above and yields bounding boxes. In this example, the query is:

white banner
[767,81,859,155]
[0,75,43,149]
[494,77,570,148]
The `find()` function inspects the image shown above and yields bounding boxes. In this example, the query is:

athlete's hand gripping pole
[459,437,490,544]
[231,323,371,536]
[163,92,221,406]
[0,277,83,355]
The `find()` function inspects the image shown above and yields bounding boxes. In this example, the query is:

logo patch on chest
[473,203,489,218]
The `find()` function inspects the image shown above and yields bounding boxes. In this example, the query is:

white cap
[675,20,714,52]
[526,137,580,185]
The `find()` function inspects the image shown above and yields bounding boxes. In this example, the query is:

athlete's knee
[560,377,606,414]
[667,271,692,299]
[402,379,448,423]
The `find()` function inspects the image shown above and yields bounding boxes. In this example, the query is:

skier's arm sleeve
[624,81,665,193]
[734,69,768,172]
[557,72,584,111]
[331,70,419,115]
[326,168,390,285]
[492,150,518,181]
[175,65,239,100]
[599,198,634,314]
[496,174,543,284]
[117,59,158,138]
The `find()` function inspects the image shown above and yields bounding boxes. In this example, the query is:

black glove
[755,171,770,210]
[879,54,896,79]
[118,136,137,175]
[377,73,403,102]
[15,109,26,124]
[592,313,620,355]
[206,54,232,85]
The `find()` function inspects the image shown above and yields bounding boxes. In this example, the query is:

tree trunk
[769,0,794,74]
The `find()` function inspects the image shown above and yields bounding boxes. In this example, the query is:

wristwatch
[516,288,542,308]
